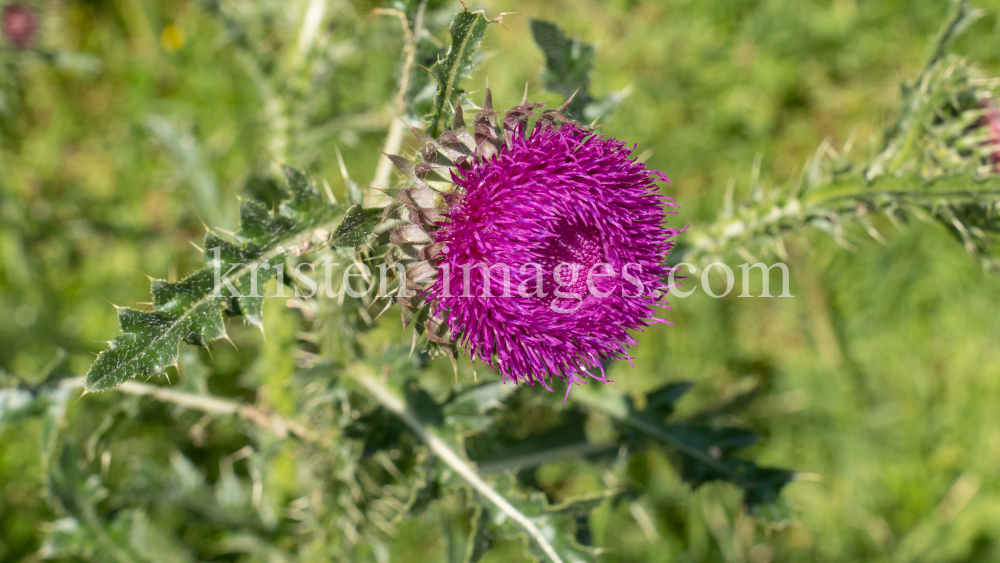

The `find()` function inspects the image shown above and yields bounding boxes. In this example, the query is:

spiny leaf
[426,10,491,137]
[529,19,626,123]
[572,384,794,512]
[329,204,382,248]
[529,20,594,122]
[85,167,345,393]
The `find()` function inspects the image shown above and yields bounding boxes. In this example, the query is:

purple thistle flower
[2,4,38,50]
[983,100,1000,171]
[387,89,681,394]
[428,126,678,391]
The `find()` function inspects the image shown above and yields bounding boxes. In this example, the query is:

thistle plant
[681,3,1000,274]
[4,1,1000,562]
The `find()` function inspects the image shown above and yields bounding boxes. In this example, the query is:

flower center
[537,225,604,299]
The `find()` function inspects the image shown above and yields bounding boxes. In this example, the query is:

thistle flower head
[2,3,38,50]
[982,100,1000,171]
[386,88,680,392]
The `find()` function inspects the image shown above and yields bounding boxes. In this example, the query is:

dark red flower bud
[2,4,39,50]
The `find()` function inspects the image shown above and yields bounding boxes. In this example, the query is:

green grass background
[5,0,1000,561]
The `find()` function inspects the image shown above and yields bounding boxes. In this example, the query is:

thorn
[193,212,211,232]
[73,388,90,404]
[558,88,580,114]
[843,127,858,155]
[257,323,267,345]
[164,371,171,385]
[373,298,394,321]
[102,299,122,310]
[224,334,239,350]
[132,265,156,281]
[189,240,205,254]
[322,178,337,205]
[409,329,418,358]
[262,147,284,168]
[521,82,529,106]
[219,180,242,203]
[335,146,352,182]
[204,346,214,361]
[216,227,236,237]
[357,305,374,327]
[136,302,153,306]
[494,12,517,29]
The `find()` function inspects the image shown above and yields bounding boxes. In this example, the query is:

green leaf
[469,473,614,563]
[572,384,794,512]
[466,409,604,475]
[529,20,625,123]
[443,381,517,435]
[329,204,382,248]
[85,167,346,393]
[409,35,448,120]
[426,10,491,137]
[640,381,694,422]
[529,20,595,121]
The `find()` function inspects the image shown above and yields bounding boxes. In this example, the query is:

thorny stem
[82,211,342,393]
[344,364,567,563]
[63,378,325,445]
[685,0,989,267]
[684,175,1000,267]
[367,0,429,208]
[65,367,568,562]
[876,0,972,175]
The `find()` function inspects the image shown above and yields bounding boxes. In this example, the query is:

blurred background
[4,0,1000,561]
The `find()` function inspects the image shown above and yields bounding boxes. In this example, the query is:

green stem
[344,364,566,563]
[685,173,1000,266]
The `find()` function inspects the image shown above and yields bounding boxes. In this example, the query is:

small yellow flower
[160,25,185,53]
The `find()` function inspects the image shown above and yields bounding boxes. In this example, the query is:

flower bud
[2,4,38,50]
